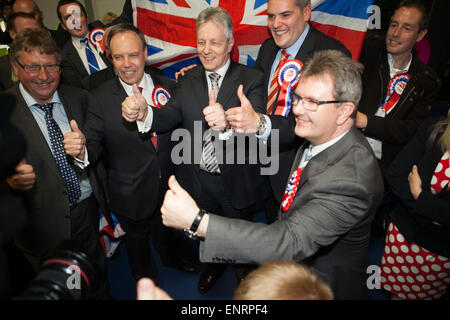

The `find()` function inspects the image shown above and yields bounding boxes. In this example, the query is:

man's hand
[161,175,199,230]
[136,278,173,300]
[355,111,368,129]
[225,84,260,133]
[122,84,148,122]
[203,89,227,131]
[408,165,423,200]
[6,159,36,191]
[174,64,196,82]
[63,120,86,161]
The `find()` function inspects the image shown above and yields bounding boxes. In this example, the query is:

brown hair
[10,28,61,64]
[233,261,333,300]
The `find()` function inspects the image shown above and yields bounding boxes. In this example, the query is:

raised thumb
[70,120,81,132]
[209,89,216,105]
[237,84,249,107]
[168,175,183,194]
[132,83,142,97]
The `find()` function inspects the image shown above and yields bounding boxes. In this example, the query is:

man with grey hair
[161,50,384,299]
[122,7,265,293]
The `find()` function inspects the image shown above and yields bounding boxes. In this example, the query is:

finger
[209,89,216,106]
[237,84,250,107]
[70,120,81,133]
[132,83,142,98]
[16,163,34,174]
[137,278,156,300]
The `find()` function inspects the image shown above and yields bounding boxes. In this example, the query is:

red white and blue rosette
[281,168,302,212]
[89,27,105,53]
[275,59,303,116]
[381,72,411,115]
[152,86,171,108]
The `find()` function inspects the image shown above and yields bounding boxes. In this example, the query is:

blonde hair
[233,261,333,300]
[438,115,450,152]
[102,12,118,25]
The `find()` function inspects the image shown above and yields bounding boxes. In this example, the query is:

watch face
[184,229,197,240]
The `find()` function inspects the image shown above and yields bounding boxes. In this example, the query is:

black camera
[15,240,98,300]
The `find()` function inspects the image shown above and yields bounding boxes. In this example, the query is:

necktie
[81,38,100,74]
[201,73,221,174]
[266,49,290,115]
[138,86,158,150]
[36,103,81,207]
[305,145,313,162]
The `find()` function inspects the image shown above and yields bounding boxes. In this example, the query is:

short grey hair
[300,50,364,108]
[10,28,61,64]
[269,0,311,9]
[196,7,233,41]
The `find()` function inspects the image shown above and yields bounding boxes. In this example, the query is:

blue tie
[81,38,100,74]
[36,103,81,207]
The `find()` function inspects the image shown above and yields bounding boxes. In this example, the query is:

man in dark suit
[65,23,197,283]
[57,0,110,89]
[250,0,351,223]
[122,8,265,293]
[161,50,384,300]
[12,0,70,48]
[1,29,109,298]
[0,11,41,91]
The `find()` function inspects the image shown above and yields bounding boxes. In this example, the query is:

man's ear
[416,28,428,43]
[337,102,355,125]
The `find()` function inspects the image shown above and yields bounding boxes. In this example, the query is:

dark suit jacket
[200,127,384,299]
[253,25,351,203]
[151,60,265,209]
[0,84,109,258]
[387,117,450,258]
[359,39,442,179]
[0,53,13,92]
[85,70,176,221]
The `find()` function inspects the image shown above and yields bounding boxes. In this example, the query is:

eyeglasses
[290,92,345,112]
[15,60,60,74]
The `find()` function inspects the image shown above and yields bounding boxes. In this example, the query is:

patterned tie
[35,103,81,207]
[201,73,221,174]
[305,145,313,162]
[266,49,290,115]
[81,38,100,74]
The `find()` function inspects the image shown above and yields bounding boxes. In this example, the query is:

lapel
[294,24,316,64]
[216,60,240,110]
[191,65,210,127]
[67,41,89,77]
[12,85,64,179]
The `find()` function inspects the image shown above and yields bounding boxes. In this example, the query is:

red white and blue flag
[132,0,374,78]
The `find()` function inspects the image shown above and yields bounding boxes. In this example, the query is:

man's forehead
[20,48,57,60]
[391,7,422,26]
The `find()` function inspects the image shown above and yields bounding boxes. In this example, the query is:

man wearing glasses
[1,29,110,299]
[161,50,384,299]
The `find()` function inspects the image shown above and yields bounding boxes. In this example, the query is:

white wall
[35,0,125,30]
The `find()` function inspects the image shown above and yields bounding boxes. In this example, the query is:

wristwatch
[257,113,267,135]
[184,208,206,240]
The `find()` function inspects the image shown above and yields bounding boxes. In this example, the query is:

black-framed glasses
[15,60,60,74]
[290,92,345,111]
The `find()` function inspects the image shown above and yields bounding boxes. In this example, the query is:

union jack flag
[132,0,374,78]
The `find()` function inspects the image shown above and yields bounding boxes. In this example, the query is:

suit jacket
[0,84,109,258]
[0,53,13,92]
[60,22,110,89]
[358,38,442,179]
[387,117,450,258]
[200,127,384,299]
[85,70,176,221]
[151,60,265,209]
[253,25,351,203]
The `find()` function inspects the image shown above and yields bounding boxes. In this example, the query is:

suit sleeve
[151,82,183,133]
[83,93,106,165]
[200,176,375,264]
[387,118,450,228]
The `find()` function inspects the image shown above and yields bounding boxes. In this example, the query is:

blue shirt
[19,83,92,203]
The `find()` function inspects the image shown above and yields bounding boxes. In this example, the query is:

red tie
[266,49,290,115]
[138,86,157,150]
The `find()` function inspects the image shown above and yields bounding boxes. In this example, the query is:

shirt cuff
[74,147,90,168]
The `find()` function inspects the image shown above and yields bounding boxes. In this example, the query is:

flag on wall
[132,0,373,78]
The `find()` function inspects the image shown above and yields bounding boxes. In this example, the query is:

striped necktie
[201,73,221,174]
[81,38,100,74]
[266,49,290,115]
[35,103,81,207]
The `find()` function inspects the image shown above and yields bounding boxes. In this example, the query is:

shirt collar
[387,52,412,75]
[119,72,153,96]
[72,34,89,50]
[20,82,61,108]
[205,58,230,79]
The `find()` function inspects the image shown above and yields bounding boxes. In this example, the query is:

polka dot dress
[430,151,450,195]
[380,222,450,300]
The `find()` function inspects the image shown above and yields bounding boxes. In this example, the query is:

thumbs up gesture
[122,84,149,122]
[225,84,260,133]
[203,89,227,131]
[63,120,86,161]
[161,175,200,230]
[6,159,36,191]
